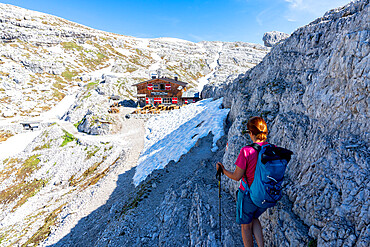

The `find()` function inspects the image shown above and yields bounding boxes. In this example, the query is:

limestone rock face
[262,31,290,47]
[77,112,111,135]
[207,0,369,246]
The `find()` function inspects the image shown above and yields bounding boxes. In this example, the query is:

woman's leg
[252,218,264,247]
[241,223,254,247]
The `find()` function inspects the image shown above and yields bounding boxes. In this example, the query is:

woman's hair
[247,116,268,141]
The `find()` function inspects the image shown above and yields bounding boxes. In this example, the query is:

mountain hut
[133,75,193,107]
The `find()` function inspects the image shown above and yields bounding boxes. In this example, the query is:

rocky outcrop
[262,31,290,47]
[214,0,369,246]
[77,112,112,135]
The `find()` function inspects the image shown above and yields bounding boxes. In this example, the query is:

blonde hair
[247,116,268,141]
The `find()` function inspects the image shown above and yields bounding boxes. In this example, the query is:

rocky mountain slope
[206,0,368,246]
[0,3,273,246]
[0,3,269,120]
[1,1,368,246]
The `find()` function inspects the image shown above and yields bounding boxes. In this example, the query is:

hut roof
[132,77,188,87]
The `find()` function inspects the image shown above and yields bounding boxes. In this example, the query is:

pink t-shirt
[235,142,268,190]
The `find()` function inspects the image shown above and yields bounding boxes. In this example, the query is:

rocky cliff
[215,0,369,246]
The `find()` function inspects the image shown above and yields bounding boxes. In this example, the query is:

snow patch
[197,43,223,92]
[133,98,229,186]
[0,131,41,161]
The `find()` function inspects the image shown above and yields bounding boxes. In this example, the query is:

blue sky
[1,0,351,44]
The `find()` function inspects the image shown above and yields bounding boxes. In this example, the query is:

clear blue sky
[1,0,351,44]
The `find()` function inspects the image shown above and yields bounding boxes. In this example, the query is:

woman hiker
[216,116,269,247]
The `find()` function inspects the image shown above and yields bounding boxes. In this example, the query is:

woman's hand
[216,162,224,174]
[216,162,245,181]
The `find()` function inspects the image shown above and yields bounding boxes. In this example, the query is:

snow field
[133,98,229,186]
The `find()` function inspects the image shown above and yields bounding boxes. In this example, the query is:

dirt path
[42,110,146,246]
[48,134,244,247]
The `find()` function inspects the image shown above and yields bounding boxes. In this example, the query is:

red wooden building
[133,76,190,106]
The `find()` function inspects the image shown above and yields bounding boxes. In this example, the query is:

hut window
[153,84,159,90]
[160,84,165,90]
[163,98,171,104]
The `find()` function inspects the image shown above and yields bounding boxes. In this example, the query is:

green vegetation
[0,155,46,211]
[308,239,317,247]
[69,160,102,187]
[61,41,83,51]
[86,146,100,160]
[135,48,143,56]
[52,89,65,101]
[73,118,84,128]
[23,203,66,247]
[12,179,47,211]
[69,156,117,189]
[33,142,51,151]
[61,130,76,147]
[16,155,41,180]
[96,52,105,60]
[0,130,13,142]
[52,81,65,90]
[126,66,138,73]
[86,81,99,90]
[61,69,79,81]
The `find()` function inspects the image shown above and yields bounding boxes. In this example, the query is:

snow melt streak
[133,98,229,186]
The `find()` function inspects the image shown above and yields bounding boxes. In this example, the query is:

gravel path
[42,108,146,246]
[48,133,244,246]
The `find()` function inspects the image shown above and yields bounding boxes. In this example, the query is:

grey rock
[262,31,290,47]
[77,113,112,135]
[206,0,369,246]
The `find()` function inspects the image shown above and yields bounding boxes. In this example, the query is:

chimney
[174,76,178,81]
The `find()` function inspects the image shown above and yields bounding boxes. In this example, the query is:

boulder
[262,31,290,47]
[77,113,111,135]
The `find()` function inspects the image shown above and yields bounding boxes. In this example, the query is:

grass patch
[85,146,100,160]
[61,69,78,81]
[12,179,47,211]
[69,156,116,189]
[96,52,105,59]
[60,130,76,147]
[33,141,51,151]
[86,81,99,90]
[308,239,317,247]
[69,160,102,187]
[73,118,84,128]
[52,81,65,90]
[0,130,13,142]
[52,89,65,101]
[0,177,45,211]
[23,203,66,247]
[126,66,138,73]
[16,155,41,181]
[61,41,83,51]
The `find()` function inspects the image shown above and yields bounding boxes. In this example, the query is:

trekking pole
[216,165,223,242]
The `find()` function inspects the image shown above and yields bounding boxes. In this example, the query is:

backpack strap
[249,143,261,153]
[241,143,261,193]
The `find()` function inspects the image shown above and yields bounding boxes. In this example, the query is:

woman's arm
[216,162,245,181]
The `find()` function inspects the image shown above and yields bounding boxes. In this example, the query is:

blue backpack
[241,143,293,208]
